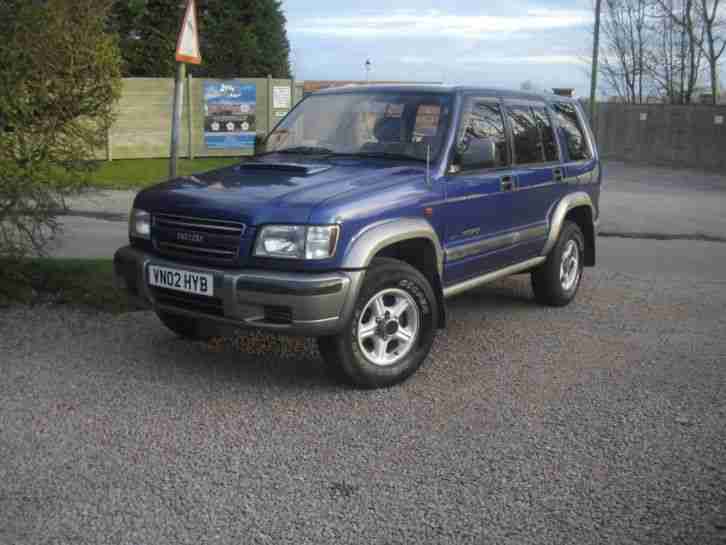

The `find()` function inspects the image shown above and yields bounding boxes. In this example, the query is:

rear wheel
[531,220,585,307]
[318,257,438,388]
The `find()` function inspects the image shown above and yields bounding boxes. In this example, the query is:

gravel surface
[2,251,726,544]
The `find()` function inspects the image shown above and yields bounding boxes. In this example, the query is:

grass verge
[90,157,242,190]
[0,258,135,314]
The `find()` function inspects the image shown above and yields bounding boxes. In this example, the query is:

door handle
[553,167,564,182]
[500,175,515,192]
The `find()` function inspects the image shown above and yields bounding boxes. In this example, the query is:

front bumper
[113,245,364,336]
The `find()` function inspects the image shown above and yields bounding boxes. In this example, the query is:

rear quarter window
[552,103,592,161]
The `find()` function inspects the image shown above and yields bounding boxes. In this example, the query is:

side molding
[541,192,594,257]
[341,218,444,276]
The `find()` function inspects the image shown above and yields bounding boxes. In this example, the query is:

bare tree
[600,0,653,102]
[649,0,705,103]
[658,0,725,102]
[698,0,726,102]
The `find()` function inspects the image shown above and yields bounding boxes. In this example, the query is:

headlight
[254,225,306,259]
[129,208,151,240]
[254,224,340,260]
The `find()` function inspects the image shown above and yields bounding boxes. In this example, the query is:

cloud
[460,54,584,65]
[398,53,584,69]
[289,8,593,40]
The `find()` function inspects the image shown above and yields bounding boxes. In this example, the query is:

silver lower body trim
[443,256,546,298]
[114,245,364,336]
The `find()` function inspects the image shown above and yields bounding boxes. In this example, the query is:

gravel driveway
[2,240,725,544]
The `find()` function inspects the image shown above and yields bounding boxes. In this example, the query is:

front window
[265,91,454,162]
[453,99,510,171]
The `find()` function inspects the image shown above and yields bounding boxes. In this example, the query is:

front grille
[153,213,245,266]
[263,305,293,324]
[151,287,224,316]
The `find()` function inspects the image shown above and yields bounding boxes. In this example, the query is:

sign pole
[169,62,186,179]
[170,0,201,178]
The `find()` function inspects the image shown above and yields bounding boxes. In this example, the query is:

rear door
[502,100,563,259]
[441,96,520,287]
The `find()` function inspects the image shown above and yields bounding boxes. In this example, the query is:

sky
[282,0,596,96]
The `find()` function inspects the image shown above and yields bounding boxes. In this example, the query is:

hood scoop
[236,161,332,176]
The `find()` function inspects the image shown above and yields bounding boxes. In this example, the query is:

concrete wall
[108,77,293,160]
[594,103,726,171]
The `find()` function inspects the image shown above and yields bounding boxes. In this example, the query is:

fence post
[187,72,194,160]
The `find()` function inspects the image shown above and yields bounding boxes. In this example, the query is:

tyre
[317,257,438,389]
[156,310,208,340]
[531,220,585,307]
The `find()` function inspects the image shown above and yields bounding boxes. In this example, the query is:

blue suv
[114,85,601,388]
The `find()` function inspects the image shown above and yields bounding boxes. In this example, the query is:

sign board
[203,81,256,151]
[273,85,291,109]
[715,115,724,125]
[639,112,648,121]
[175,0,201,64]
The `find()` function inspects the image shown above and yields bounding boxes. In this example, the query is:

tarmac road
[2,237,725,544]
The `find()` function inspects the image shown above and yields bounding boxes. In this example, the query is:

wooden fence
[107,76,295,160]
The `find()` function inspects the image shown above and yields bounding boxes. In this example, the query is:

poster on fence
[203,81,256,151]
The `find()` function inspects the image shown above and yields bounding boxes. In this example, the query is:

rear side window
[552,103,592,161]
[454,99,509,170]
[505,105,542,164]
[531,105,559,162]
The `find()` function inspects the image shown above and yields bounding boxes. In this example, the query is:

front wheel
[531,220,585,307]
[318,257,438,388]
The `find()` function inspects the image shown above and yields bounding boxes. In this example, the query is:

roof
[313,83,576,102]
[301,80,442,93]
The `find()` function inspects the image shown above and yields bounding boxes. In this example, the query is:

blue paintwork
[131,84,600,281]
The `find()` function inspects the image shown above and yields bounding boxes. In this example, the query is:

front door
[441,97,520,287]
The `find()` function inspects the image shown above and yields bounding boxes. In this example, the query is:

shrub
[0,0,122,258]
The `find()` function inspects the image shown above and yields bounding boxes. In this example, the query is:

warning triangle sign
[175,0,201,64]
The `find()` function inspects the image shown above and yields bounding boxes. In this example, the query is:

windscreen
[265,91,454,162]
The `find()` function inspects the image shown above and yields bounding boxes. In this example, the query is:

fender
[541,191,595,257]
[341,218,444,276]
[339,218,447,328]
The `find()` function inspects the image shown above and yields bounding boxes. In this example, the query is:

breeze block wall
[595,103,726,172]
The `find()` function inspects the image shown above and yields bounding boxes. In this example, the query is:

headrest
[374,116,402,142]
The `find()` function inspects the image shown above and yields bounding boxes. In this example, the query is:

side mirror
[456,136,496,170]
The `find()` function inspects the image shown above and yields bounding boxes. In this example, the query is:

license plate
[148,265,214,297]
